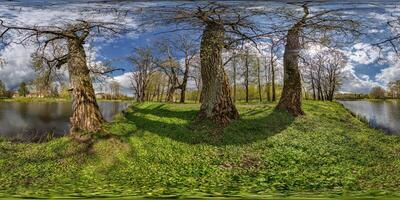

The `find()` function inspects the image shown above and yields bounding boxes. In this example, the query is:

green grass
[1,101,400,198]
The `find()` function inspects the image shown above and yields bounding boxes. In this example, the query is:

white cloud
[360,74,370,81]
[340,66,382,93]
[348,43,380,65]
[375,52,400,84]
[368,12,396,21]
[0,44,35,90]
[0,1,140,93]
[93,72,133,96]
[113,72,133,89]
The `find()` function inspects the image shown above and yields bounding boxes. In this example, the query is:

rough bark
[276,22,305,116]
[67,38,105,134]
[197,23,239,123]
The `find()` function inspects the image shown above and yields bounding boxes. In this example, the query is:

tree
[265,38,281,102]
[152,2,262,123]
[173,34,198,103]
[273,3,360,116]
[0,80,6,98]
[323,50,347,101]
[231,51,238,103]
[369,86,386,99]
[374,14,400,55]
[50,85,59,98]
[129,47,157,102]
[0,18,126,135]
[31,53,65,97]
[243,48,250,103]
[18,82,29,97]
[275,5,308,115]
[190,55,202,103]
[301,48,347,101]
[388,80,400,98]
[59,83,71,99]
[156,39,180,102]
[110,81,121,99]
[256,57,262,102]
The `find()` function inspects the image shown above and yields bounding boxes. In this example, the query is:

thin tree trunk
[257,57,262,102]
[160,83,165,102]
[233,53,237,103]
[267,79,271,102]
[311,78,316,100]
[180,57,190,103]
[271,55,276,102]
[156,83,161,102]
[264,57,271,102]
[245,49,249,103]
[67,38,104,135]
[276,19,306,116]
[197,23,239,123]
[165,79,171,102]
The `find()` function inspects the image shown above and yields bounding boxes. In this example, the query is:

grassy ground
[1,101,400,198]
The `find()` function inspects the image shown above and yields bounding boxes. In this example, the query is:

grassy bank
[1,101,400,198]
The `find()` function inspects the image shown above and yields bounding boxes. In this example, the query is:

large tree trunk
[179,84,186,103]
[197,23,239,123]
[276,23,305,116]
[67,38,104,134]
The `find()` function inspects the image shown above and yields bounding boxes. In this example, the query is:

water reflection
[0,101,130,140]
[339,100,400,135]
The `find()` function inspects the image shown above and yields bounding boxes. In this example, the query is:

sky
[0,0,399,95]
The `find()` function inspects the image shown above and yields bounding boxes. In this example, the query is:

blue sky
[0,0,399,95]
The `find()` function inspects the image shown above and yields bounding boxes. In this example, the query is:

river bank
[1,101,400,198]
[0,97,133,103]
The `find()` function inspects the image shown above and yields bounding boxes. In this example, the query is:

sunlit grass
[1,101,400,198]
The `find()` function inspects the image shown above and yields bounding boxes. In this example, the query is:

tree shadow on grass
[119,104,295,146]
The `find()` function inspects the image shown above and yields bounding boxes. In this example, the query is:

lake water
[338,100,400,135]
[0,101,130,141]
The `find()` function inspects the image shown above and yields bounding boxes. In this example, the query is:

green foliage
[0,80,6,97]
[1,101,400,198]
[18,82,29,97]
